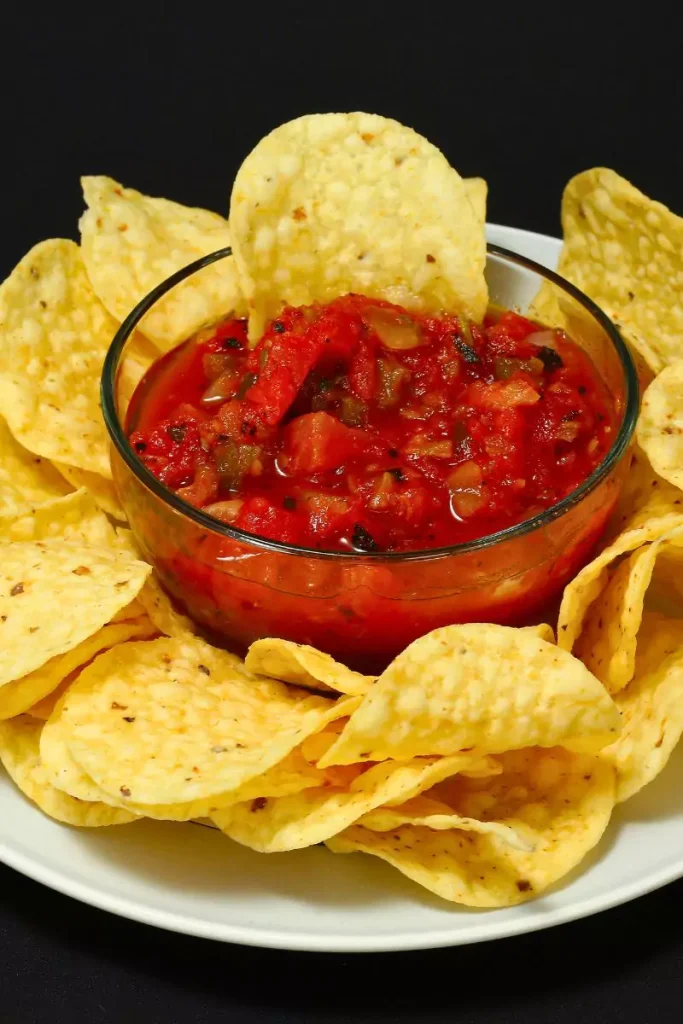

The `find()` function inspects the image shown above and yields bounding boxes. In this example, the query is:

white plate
[2,224,683,953]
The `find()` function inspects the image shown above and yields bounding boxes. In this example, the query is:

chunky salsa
[127,295,614,553]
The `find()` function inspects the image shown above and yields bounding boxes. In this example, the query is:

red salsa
[128,295,614,553]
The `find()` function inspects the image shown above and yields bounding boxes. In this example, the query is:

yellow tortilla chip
[0,619,154,721]
[0,489,115,546]
[318,624,620,768]
[115,528,196,636]
[0,417,71,517]
[214,747,333,808]
[550,168,683,373]
[521,623,555,643]
[110,598,147,623]
[0,239,116,476]
[637,362,683,491]
[43,693,334,820]
[528,278,655,394]
[0,539,150,686]
[27,677,76,721]
[230,112,487,339]
[558,501,683,653]
[79,176,245,351]
[42,686,231,816]
[603,612,683,801]
[605,445,683,543]
[357,795,532,851]
[42,731,230,821]
[211,752,490,853]
[122,747,340,822]
[118,332,159,411]
[464,177,487,226]
[649,544,683,616]
[29,625,161,722]
[0,715,135,826]
[58,636,354,804]
[574,527,683,693]
[41,693,129,803]
[53,464,125,521]
[245,639,373,696]
[327,748,615,907]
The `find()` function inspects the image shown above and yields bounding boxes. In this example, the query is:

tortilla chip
[79,176,245,351]
[603,611,683,801]
[464,177,487,226]
[0,417,71,517]
[605,445,683,543]
[318,624,620,767]
[118,332,159,411]
[53,464,126,521]
[357,795,532,851]
[0,489,115,546]
[43,694,334,821]
[551,168,683,373]
[327,747,615,907]
[0,619,154,720]
[0,715,135,826]
[521,623,556,643]
[0,539,150,686]
[58,636,356,805]
[245,638,373,696]
[558,501,683,653]
[574,527,683,693]
[115,529,196,636]
[637,361,683,491]
[211,752,491,852]
[0,239,115,476]
[230,112,487,339]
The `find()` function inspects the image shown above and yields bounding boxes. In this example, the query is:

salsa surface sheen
[128,295,614,554]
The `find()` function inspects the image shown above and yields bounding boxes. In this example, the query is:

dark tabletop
[2,7,683,1021]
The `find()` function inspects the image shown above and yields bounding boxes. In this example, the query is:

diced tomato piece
[235,497,300,543]
[245,338,324,427]
[495,312,539,341]
[310,301,364,369]
[132,417,207,491]
[485,313,539,358]
[302,492,360,539]
[207,399,269,446]
[283,412,380,474]
[467,378,540,410]
[243,304,361,426]
[374,483,435,526]
[243,300,369,425]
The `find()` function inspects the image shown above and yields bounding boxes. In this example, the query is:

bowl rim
[101,243,640,564]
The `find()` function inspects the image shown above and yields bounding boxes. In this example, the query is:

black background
[2,6,683,1022]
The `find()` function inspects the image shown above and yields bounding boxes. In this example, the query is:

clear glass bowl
[102,245,639,673]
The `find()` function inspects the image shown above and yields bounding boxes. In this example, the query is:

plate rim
[3,221,682,953]
[3,827,683,952]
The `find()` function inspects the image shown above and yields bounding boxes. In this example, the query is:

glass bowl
[102,245,639,673]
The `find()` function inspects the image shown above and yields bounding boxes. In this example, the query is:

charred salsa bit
[537,346,563,372]
[453,335,479,364]
[351,523,380,552]
[127,296,614,553]
[167,424,186,443]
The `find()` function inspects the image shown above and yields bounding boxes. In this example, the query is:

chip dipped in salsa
[127,295,614,554]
